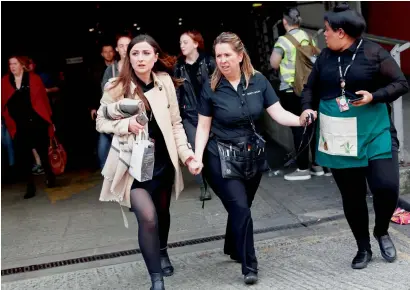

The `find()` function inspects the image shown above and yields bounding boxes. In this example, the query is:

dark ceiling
[2,1,294,72]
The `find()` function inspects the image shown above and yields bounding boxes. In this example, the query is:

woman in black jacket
[174,30,216,201]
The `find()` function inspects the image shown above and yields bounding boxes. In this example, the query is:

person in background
[88,43,116,168]
[174,30,216,201]
[89,43,116,121]
[270,7,331,180]
[1,55,56,199]
[98,34,132,169]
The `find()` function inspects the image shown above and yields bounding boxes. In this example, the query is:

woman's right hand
[300,109,317,126]
[128,116,145,134]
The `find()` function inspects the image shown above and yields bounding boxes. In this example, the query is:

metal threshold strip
[1,214,344,276]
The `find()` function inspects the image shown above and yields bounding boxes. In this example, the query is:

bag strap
[284,33,315,60]
[284,33,302,49]
[238,74,265,143]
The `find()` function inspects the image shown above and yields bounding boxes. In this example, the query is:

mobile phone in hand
[136,112,149,126]
[345,90,364,103]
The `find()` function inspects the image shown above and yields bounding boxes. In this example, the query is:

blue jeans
[98,133,113,169]
[2,120,15,166]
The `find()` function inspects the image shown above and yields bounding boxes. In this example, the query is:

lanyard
[338,38,363,96]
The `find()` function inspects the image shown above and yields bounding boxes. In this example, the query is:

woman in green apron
[300,3,409,269]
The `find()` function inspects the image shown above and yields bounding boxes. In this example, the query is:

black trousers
[331,152,399,250]
[278,90,313,170]
[203,151,261,275]
[13,124,53,186]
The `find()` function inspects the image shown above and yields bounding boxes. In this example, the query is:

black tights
[331,152,399,250]
[129,183,172,274]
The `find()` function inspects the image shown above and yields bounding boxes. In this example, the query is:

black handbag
[216,84,269,180]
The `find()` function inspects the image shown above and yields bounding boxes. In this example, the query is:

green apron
[315,98,392,169]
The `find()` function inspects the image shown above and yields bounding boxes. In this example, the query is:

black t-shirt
[198,72,279,155]
[136,77,172,177]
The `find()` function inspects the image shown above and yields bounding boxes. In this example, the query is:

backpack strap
[284,33,302,48]
[284,33,312,59]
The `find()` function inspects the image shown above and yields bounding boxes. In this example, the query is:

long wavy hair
[210,32,255,91]
[112,34,182,109]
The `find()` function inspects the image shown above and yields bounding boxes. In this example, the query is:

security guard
[270,7,331,181]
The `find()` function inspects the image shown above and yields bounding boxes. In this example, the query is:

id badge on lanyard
[336,82,349,112]
[336,39,363,113]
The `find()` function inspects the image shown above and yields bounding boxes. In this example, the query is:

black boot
[199,186,212,201]
[149,273,165,290]
[160,248,174,277]
[351,249,372,269]
[24,182,36,199]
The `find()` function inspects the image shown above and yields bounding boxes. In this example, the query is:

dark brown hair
[112,34,182,110]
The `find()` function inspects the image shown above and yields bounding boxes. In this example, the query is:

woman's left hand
[352,90,373,106]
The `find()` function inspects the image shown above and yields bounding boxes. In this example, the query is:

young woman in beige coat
[96,34,202,290]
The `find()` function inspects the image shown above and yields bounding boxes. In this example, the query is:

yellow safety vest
[274,29,315,90]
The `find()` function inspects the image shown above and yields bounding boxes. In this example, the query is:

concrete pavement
[1,168,344,270]
[2,216,410,290]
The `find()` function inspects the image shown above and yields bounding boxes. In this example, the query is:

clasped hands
[186,157,203,176]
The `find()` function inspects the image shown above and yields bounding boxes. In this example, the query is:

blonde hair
[211,32,255,91]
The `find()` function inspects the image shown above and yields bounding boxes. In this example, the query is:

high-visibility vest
[274,29,315,88]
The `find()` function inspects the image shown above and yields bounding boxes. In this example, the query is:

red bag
[48,136,67,175]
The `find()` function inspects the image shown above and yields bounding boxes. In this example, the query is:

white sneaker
[284,169,311,181]
[310,165,325,176]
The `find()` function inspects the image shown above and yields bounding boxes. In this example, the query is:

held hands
[300,109,317,126]
[186,157,204,175]
[351,90,373,106]
[128,116,145,135]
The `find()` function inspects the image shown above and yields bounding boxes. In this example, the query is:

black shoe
[244,271,258,285]
[374,233,397,263]
[149,273,165,290]
[24,183,36,199]
[351,249,372,269]
[160,249,174,277]
[199,186,212,201]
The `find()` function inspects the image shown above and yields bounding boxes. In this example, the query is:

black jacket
[174,53,216,125]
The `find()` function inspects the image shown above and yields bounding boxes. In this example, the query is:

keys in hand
[300,109,317,126]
